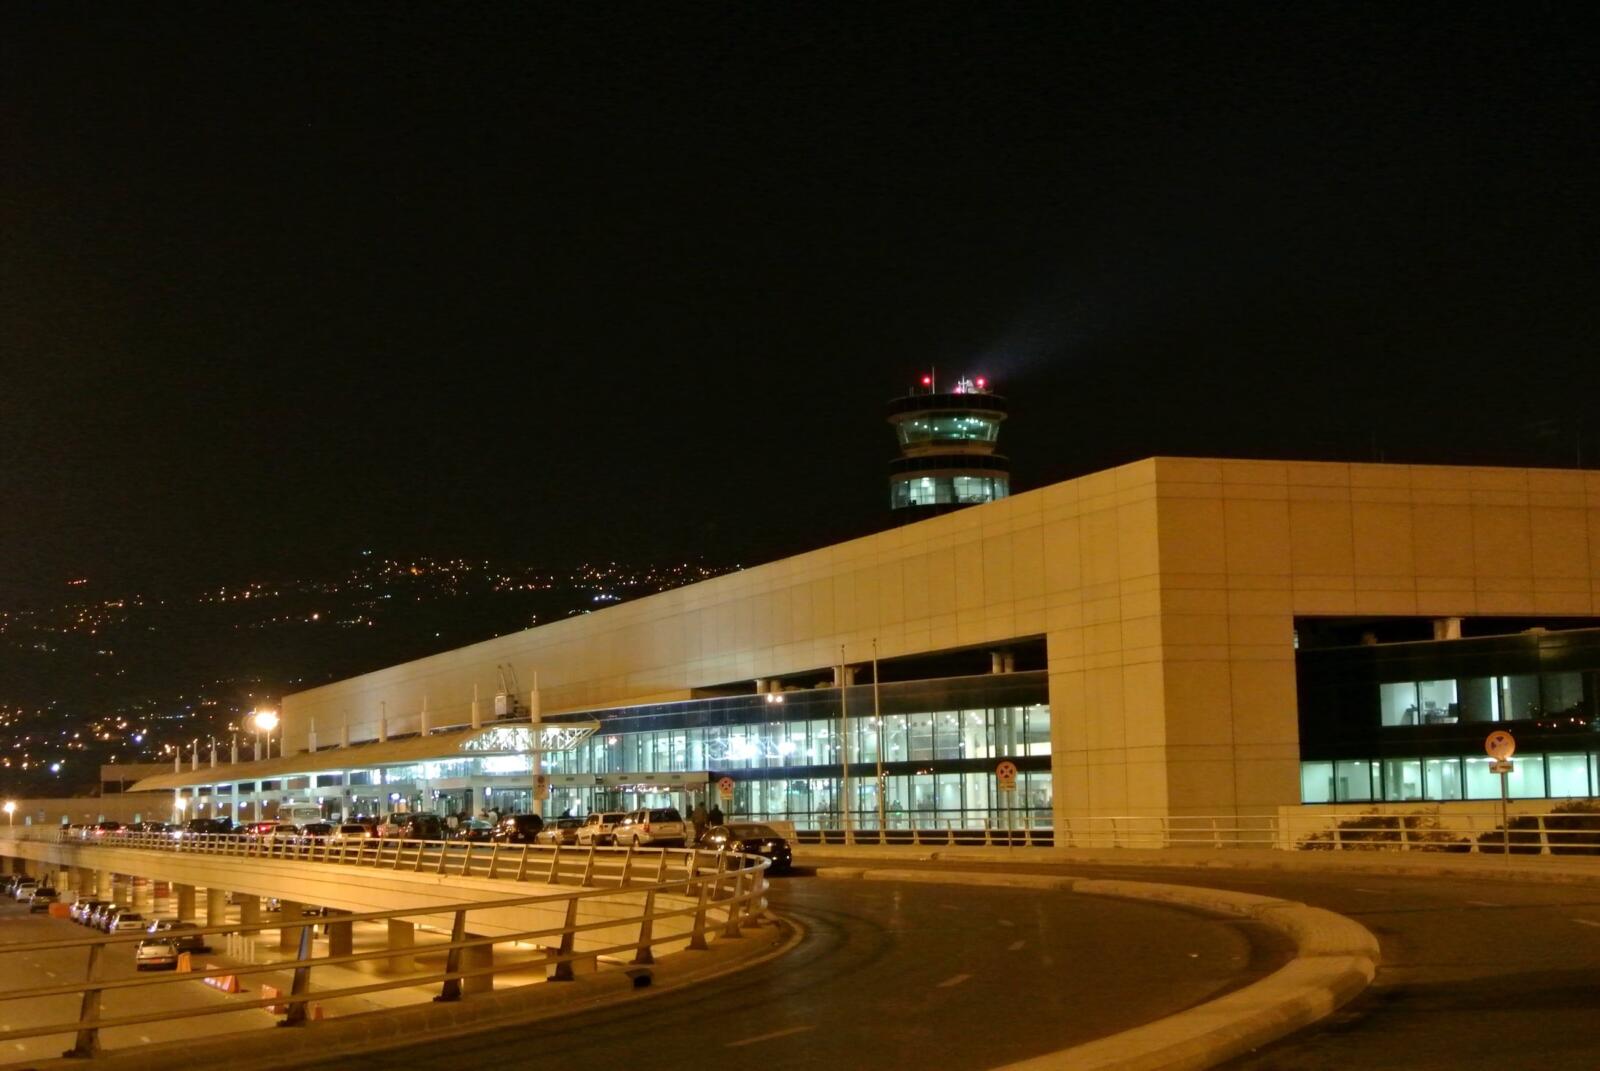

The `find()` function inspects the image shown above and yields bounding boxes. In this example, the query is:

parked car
[391,813,447,841]
[537,817,583,846]
[89,821,123,837]
[177,816,234,838]
[452,818,495,842]
[147,919,211,953]
[28,887,59,912]
[71,898,107,924]
[329,822,375,844]
[243,820,280,837]
[128,820,172,834]
[0,875,30,895]
[88,903,120,930]
[135,937,180,970]
[611,807,692,848]
[108,910,147,933]
[576,811,626,847]
[299,821,334,844]
[12,880,39,902]
[698,823,793,873]
[490,813,544,844]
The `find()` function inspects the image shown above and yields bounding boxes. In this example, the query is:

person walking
[707,803,724,827]
[690,801,708,842]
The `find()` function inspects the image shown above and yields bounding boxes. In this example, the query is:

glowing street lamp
[3,801,15,827]
[252,708,279,761]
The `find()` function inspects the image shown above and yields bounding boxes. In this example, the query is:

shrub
[1298,809,1468,852]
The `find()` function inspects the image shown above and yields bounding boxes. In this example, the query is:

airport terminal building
[136,457,1600,830]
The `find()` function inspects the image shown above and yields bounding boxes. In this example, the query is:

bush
[1298,809,1468,852]
[1478,799,1600,855]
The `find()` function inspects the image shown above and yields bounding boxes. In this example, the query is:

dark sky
[2,3,1596,604]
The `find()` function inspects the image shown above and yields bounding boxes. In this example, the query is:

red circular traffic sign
[1484,730,1516,760]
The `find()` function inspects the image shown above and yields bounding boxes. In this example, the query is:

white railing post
[1537,815,1551,856]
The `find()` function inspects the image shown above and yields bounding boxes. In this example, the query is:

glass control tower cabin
[888,373,1010,522]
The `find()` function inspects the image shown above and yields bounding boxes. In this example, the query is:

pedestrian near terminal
[708,803,724,826]
[690,802,708,841]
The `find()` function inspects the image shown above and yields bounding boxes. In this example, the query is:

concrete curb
[796,843,1600,886]
[20,916,802,1071]
[816,866,1379,1071]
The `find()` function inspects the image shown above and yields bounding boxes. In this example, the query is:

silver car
[575,811,626,846]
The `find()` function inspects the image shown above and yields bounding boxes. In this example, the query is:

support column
[206,888,228,927]
[278,900,305,952]
[461,939,495,995]
[237,893,261,928]
[175,883,196,920]
[385,919,415,973]
[328,920,354,957]
[95,870,113,900]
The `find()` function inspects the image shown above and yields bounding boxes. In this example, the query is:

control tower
[887,372,1010,523]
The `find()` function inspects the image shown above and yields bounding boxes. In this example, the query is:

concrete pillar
[328,919,354,957]
[462,939,495,995]
[96,870,113,900]
[175,883,197,920]
[1434,617,1463,640]
[278,900,305,952]
[385,919,415,973]
[206,888,228,927]
[238,894,261,928]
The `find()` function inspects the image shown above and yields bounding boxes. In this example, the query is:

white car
[610,808,692,848]
[575,811,626,846]
[12,881,38,902]
[109,911,148,933]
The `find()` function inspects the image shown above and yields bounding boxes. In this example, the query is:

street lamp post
[253,708,279,761]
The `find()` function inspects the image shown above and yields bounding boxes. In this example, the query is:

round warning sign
[996,760,1018,792]
[717,776,735,801]
[1484,730,1516,760]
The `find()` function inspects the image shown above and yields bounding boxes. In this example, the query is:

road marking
[1465,900,1500,908]
[937,973,972,988]
[1572,919,1600,928]
[1352,888,1386,895]
[725,1026,813,1048]
[1007,939,1026,951]
[997,918,1014,927]
[139,1036,151,1043]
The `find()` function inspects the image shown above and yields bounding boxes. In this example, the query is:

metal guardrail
[792,810,1600,853]
[0,831,769,1058]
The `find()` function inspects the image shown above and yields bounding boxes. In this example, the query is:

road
[291,873,1289,1071]
[802,856,1600,1071]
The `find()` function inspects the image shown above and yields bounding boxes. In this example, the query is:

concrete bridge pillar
[175,883,197,921]
[385,919,415,973]
[462,939,495,995]
[278,900,305,952]
[237,893,261,929]
[206,888,228,927]
[328,919,354,957]
[96,870,113,900]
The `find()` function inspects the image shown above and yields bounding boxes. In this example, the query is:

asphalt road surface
[292,874,1289,1071]
[802,857,1600,1071]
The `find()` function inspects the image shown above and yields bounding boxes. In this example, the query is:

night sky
[3,3,1596,605]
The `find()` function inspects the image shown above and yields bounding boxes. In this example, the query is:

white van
[278,804,327,825]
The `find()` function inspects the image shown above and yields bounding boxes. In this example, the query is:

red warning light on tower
[920,374,932,387]
[975,376,987,390]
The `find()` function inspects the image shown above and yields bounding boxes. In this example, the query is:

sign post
[996,761,1018,847]
[717,776,735,805]
[1485,731,1517,856]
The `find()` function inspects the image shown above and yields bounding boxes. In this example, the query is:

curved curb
[816,867,1379,1071]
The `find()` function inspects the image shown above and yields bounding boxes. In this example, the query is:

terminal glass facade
[891,473,1009,509]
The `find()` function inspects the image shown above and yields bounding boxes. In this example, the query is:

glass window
[1416,680,1458,724]
[994,706,1023,756]
[933,712,961,760]
[1382,759,1423,801]
[1380,682,1420,727]
[882,715,907,762]
[1464,757,1501,800]
[961,711,989,758]
[906,712,934,761]
[1501,675,1541,721]
[1023,705,1051,756]
[1507,755,1546,798]
[1335,760,1377,801]
[1548,753,1590,797]
[1457,677,1499,723]
[1300,762,1334,804]
[1424,758,1463,800]
[1543,673,1585,719]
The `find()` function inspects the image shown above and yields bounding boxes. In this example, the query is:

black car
[181,817,234,837]
[698,823,793,873]
[392,813,447,841]
[490,813,545,844]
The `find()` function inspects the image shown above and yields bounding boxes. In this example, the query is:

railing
[16,827,724,889]
[791,810,1600,853]
[0,833,769,1058]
